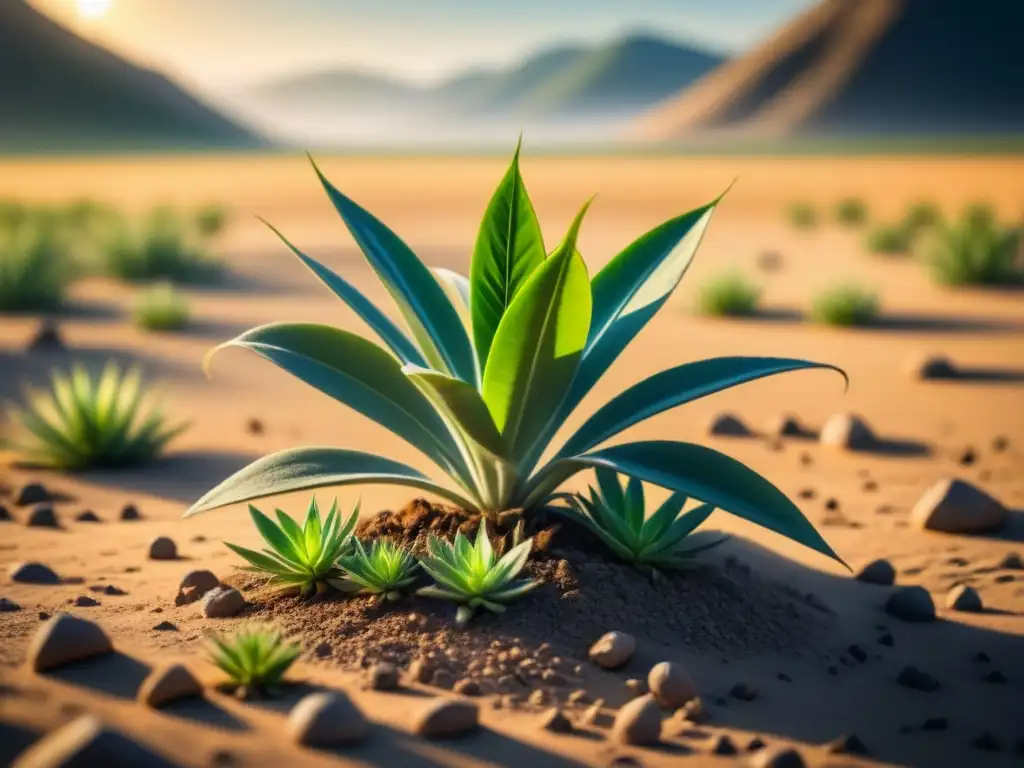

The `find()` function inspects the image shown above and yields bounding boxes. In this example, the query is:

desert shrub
[207,624,300,698]
[788,202,817,229]
[835,198,868,226]
[133,282,191,332]
[695,272,761,317]
[902,201,940,236]
[864,223,912,256]
[922,213,1023,287]
[195,205,229,237]
[101,206,223,284]
[811,283,879,327]
[0,218,73,312]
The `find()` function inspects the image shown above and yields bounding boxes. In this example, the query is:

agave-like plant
[207,624,301,698]
[417,522,537,626]
[4,362,187,469]
[185,142,846,566]
[224,496,357,596]
[336,538,419,602]
[554,469,724,570]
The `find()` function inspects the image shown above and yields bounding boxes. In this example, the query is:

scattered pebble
[991,435,1009,453]
[767,414,805,437]
[247,418,265,435]
[288,691,369,746]
[75,510,101,523]
[589,631,636,669]
[847,644,867,663]
[820,413,875,450]
[747,736,766,752]
[709,734,737,755]
[946,584,983,612]
[430,668,455,690]
[148,537,178,560]
[679,697,709,724]
[959,447,977,466]
[201,586,246,618]
[26,505,59,528]
[648,661,697,708]
[11,715,177,767]
[748,746,806,767]
[708,413,752,437]
[972,732,1001,752]
[997,552,1023,570]
[825,733,870,755]
[540,708,573,734]
[824,498,839,511]
[862,479,878,492]
[921,717,948,731]
[909,354,958,381]
[28,613,113,672]
[567,689,591,706]
[120,504,142,521]
[877,633,895,647]
[413,697,479,739]
[982,670,1007,684]
[0,504,11,522]
[624,679,646,698]
[582,699,612,728]
[72,596,99,607]
[611,694,661,746]
[911,478,1007,534]
[757,250,783,272]
[15,482,52,507]
[175,570,220,605]
[9,561,60,585]
[0,597,21,612]
[730,682,758,701]
[368,662,399,690]
[884,586,936,622]
[896,665,941,692]
[796,488,816,500]
[973,651,990,663]
[152,621,178,632]
[139,664,202,708]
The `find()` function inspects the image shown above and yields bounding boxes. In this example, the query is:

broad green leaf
[558,357,847,459]
[184,447,478,517]
[482,200,593,460]
[261,218,427,367]
[470,140,546,368]
[311,158,476,382]
[433,268,472,337]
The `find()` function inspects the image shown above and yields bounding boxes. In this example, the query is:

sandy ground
[1,154,1023,767]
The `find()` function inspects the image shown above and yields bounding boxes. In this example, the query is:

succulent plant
[133,282,190,331]
[0,217,73,312]
[207,624,300,697]
[336,538,419,602]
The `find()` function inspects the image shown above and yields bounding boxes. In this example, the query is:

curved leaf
[470,140,546,368]
[558,357,847,459]
[482,200,593,460]
[311,158,476,382]
[261,218,426,367]
[184,447,478,517]
[433,268,472,318]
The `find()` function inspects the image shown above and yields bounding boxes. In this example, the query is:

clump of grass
[207,624,300,699]
[696,272,760,317]
[922,213,1023,287]
[102,206,224,284]
[864,223,912,256]
[902,201,940,236]
[835,198,868,226]
[788,202,817,229]
[0,220,73,312]
[133,282,191,332]
[195,205,229,237]
[811,283,879,327]
[962,202,996,229]
[5,362,188,469]
[0,200,29,232]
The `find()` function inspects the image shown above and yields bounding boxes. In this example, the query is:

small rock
[527,689,548,707]
[921,717,948,731]
[589,631,636,669]
[139,664,202,707]
[820,413,876,451]
[730,682,758,701]
[911,478,1007,534]
[413,698,479,739]
[453,678,481,697]
[982,669,1007,684]
[997,552,1023,570]
[175,570,220,605]
[407,657,434,685]
[611,694,661,746]
[0,597,21,612]
[878,633,894,647]
[991,435,1009,453]
[946,584,983,612]
[748,746,806,768]
[959,447,977,466]
[825,733,870,755]
[148,537,178,560]
[582,699,612,728]
[797,488,816,500]
[680,697,709,724]
[973,651,991,663]
[909,354,958,381]
[708,414,752,437]
[824,498,839,511]
[747,736,766,752]
[201,587,246,618]
[710,734,738,755]
[75,510,101,522]
[246,418,264,435]
[288,691,369,746]
[369,662,399,690]
[767,414,805,437]
[540,708,573,733]
[26,505,59,528]
[11,715,178,767]
[862,479,878,492]
[14,482,52,506]
[847,645,867,663]
[9,561,60,585]
[120,504,142,521]
[896,666,941,692]
[884,586,936,623]
[72,596,99,607]
[624,679,646,698]
[972,732,1001,752]
[152,621,178,631]
[101,585,126,596]
[567,689,591,706]
[430,668,455,690]
[28,613,113,671]
[777,672,792,682]
[0,504,11,521]
[541,669,566,686]
[647,661,697,708]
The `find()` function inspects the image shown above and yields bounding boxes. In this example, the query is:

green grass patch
[696,272,761,317]
[864,223,913,256]
[133,282,191,332]
[834,198,868,226]
[788,202,817,230]
[101,206,224,284]
[922,213,1023,287]
[0,218,73,313]
[811,283,880,327]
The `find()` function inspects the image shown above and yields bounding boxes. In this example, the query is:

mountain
[631,0,1024,141]
[0,0,263,151]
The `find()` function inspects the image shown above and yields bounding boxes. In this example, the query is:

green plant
[5,362,187,469]
[788,202,817,229]
[337,538,418,602]
[811,283,879,327]
[864,223,912,256]
[0,218,73,312]
[195,205,229,237]
[835,198,867,226]
[555,469,723,570]
[902,201,940,236]
[695,271,760,317]
[225,497,358,596]
[133,282,191,331]
[417,522,537,625]
[102,206,223,284]
[207,624,301,697]
[0,200,29,232]
[185,143,846,567]
[922,214,1022,286]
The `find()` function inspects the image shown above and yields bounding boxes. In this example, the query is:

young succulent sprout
[417,521,538,626]
[207,623,300,698]
[334,538,419,602]
[555,468,725,571]
[224,495,357,596]
[5,361,188,469]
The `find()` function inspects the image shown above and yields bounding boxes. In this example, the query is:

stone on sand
[589,631,636,669]
[708,413,753,437]
[539,708,573,733]
[825,733,870,755]
[611,694,662,746]
[139,664,202,708]
[749,746,807,767]
[413,698,479,738]
[288,691,369,746]
[368,661,399,690]
[0,504,11,521]
[75,510,101,522]
[15,482,51,506]
[855,559,896,586]
[10,715,178,768]
[201,587,246,618]
[582,699,612,728]
[148,537,178,560]
[946,584,983,612]
[820,413,875,450]
[120,504,142,521]
[884,586,935,623]
[26,505,59,528]
[911,478,1007,534]
[10,561,60,585]
[175,570,220,605]
[710,734,738,755]
[28,613,113,672]
[0,597,20,612]
[998,552,1023,570]
[896,665,941,692]
[766,414,805,437]
[908,354,958,380]
[647,661,697,708]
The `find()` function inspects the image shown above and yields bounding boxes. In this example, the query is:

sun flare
[75,0,112,19]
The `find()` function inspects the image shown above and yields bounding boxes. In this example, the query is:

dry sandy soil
[1,154,1023,767]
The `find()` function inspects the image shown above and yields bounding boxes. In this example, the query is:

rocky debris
[589,631,636,670]
[825,733,870,755]
[884,586,936,623]
[539,708,573,734]
[708,413,753,437]
[98,585,126,596]
[730,682,759,701]
[28,613,113,672]
[748,746,807,767]
[10,561,60,585]
[15,482,52,506]
[175,570,220,606]
[407,657,434,685]
[413,697,479,739]
[897,666,941,692]
[847,645,868,663]
[12,715,178,767]
[946,585,983,612]
[909,354,958,381]
[710,734,738,755]
[862,479,878,492]
[201,587,246,618]
[582,699,612,728]
[566,689,591,706]
[26,505,59,528]
[0,597,21,612]
[648,661,697,708]
[72,596,100,607]
[851,561,892,585]
[820,413,876,451]
[453,679,482,697]
[992,435,1009,453]
[624,679,646,698]
[120,504,142,521]
[972,732,1001,752]
[430,668,455,690]
[0,504,11,521]
[368,662,399,690]
[958,447,977,466]
[75,510,101,522]
[767,414,807,438]
[611,694,662,746]
[27,318,66,352]
[878,633,894,647]
[982,669,1007,684]
[148,537,178,560]
[527,690,548,707]
[247,418,264,436]
[288,691,369,746]
[997,552,1023,570]
[139,664,203,708]
[823,498,839,511]
[911,478,1007,534]
[152,621,178,631]
[747,736,766,752]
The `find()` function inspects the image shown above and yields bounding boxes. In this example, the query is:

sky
[33,0,816,90]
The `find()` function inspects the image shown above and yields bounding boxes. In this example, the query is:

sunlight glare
[76,0,112,19]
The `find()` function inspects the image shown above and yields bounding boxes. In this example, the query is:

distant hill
[631,0,1024,141]
[0,0,263,151]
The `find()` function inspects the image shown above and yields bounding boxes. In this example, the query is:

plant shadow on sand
[702,307,1024,335]
[0,721,41,766]
[77,450,259,503]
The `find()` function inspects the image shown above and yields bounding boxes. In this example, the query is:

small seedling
[133,282,190,331]
[417,522,538,626]
[696,272,760,317]
[207,624,300,699]
[336,538,419,602]
[811,284,879,327]
[225,496,357,596]
[865,224,911,256]
[835,198,868,226]
[788,202,817,229]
